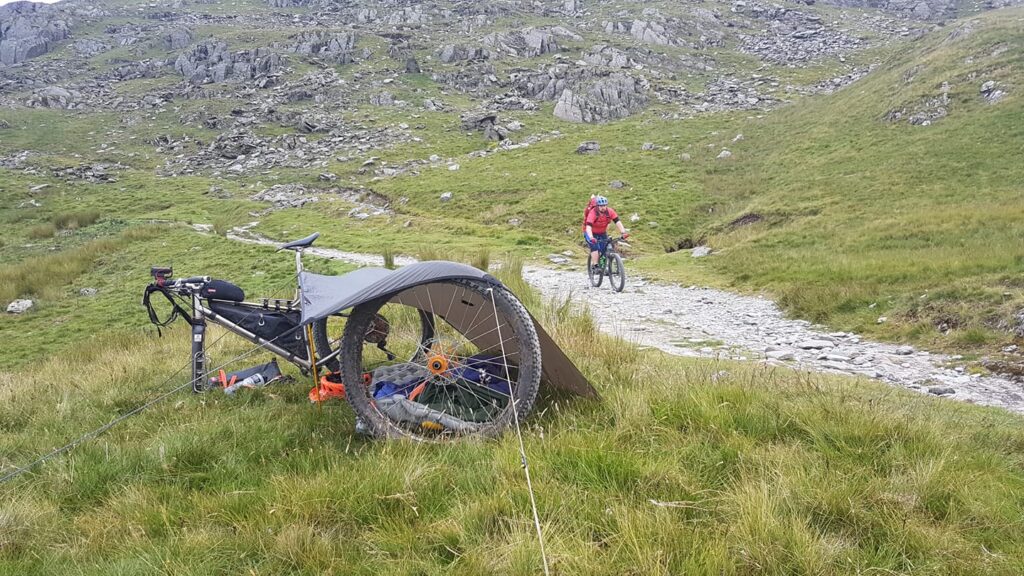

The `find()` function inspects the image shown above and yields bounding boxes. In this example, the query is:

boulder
[576,140,600,154]
[6,299,33,314]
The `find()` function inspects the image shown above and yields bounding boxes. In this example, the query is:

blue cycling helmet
[595,195,609,206]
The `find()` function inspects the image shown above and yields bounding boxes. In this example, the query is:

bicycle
[142,232,543,441]
[587,236,627,292]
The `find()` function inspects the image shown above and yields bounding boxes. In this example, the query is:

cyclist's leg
[595,233,609,260]
[586,231,599,266]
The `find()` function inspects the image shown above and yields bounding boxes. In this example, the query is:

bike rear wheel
[339,278,542,441]
[608,252,626,292]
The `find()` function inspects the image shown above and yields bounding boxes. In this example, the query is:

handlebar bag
[208,301,308,360]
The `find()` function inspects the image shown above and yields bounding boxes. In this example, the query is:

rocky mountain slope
[0,0,1021,369]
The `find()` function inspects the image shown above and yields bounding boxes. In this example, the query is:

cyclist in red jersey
[584,195,628,273]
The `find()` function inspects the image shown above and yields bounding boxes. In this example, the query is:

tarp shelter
[298,261,598,399]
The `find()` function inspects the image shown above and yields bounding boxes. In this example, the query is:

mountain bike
[142,232,543,440]
[587,236,627,292]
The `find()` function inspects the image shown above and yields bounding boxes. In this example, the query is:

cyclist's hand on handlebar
[622,232,630,240]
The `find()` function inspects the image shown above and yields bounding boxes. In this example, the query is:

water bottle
[224,372,266,395]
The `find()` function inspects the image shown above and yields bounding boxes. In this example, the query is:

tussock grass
[25,223,55,239]
[0,237,123,302]
[382,246,396,270]
[471,248,491,272]
[51,209,101,230]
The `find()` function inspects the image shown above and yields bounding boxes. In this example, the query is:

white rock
[6,299,34,314]
[716,149,732,159]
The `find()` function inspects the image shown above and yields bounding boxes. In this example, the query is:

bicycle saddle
[278,232,320,251]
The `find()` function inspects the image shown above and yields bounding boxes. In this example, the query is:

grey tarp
[298,261,598,399]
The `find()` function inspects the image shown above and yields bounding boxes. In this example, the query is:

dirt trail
[225,228,1024,414]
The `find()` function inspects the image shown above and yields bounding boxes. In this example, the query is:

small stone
[877,316,888,324]
[641,142,656,151]
[766,350,794,361]
[630,213,641,223]
[548,255,569,264]
[732,133,744,142]
[928,386,955,396]
[403,220,412,228]
[609,180,625,189]
[717,149,732,159]
[439,192,453,202]
[318,172,337,182]
[679,153,691,161]
[30,184,50,192]
[797,340,835,350]
[895,345,914,355]
[508,218,522,226]
[6,299,34,314]
[79,288,98,297]
[448,164,460,171]
[691,246,712,258]
[576,141,600,154]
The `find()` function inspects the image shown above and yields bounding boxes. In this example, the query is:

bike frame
[185,247,338,391]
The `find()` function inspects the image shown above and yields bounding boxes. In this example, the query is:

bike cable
[488,287,550,576]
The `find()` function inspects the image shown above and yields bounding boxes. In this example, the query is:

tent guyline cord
[488,287,550,576]
[0,323,299,486]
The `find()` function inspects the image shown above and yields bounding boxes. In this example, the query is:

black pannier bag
[208,301,309,360]
[201,279,245,302]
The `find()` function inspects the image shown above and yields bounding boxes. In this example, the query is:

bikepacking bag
[207,301,309,360]
[200,279,245,302]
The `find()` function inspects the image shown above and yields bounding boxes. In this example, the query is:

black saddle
[278,232,319,251]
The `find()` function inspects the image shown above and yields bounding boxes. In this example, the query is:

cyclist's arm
[585,224,595,242]
[614,219,627,235]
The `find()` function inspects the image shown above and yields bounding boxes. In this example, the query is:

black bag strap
[143,285,194,335]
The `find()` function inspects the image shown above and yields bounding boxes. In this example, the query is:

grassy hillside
[2,263,1023,575]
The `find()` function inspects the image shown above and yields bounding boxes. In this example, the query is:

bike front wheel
[587,255,603,287]
[608,252,626,292]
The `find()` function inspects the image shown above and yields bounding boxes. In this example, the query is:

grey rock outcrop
[27,85,83,109]
[437,44,491,63]
[553,72,649,123]
[0,2,71,66]
[72,38,109,58]
[283,31,356,64]
[460,109,506,140]
[163,28,193,51]
[604,19,675,46]
[174,40,282,84]
[482,27,559,58]
[583,44,632,68]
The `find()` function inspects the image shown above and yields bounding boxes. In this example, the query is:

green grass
[1,263,1023,574]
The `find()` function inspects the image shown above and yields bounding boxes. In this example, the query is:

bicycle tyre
[339,278,542,441]
[588,255,603,287]
[608,252,626,293]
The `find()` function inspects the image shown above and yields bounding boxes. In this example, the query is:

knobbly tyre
[142,233,544,441]
[587,236,628,292]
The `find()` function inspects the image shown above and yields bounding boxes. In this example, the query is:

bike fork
[191,293,207,393]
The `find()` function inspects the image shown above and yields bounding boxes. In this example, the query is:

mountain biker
[584,195,628,273]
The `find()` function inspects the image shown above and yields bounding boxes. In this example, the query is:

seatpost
[294,248,304,302]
